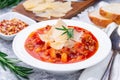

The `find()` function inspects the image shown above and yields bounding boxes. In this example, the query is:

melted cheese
[39,19,84,49]
[64,30,83,48]
[39,19,68,50]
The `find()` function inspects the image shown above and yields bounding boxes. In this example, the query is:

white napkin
[78,1,120,80]
[78,22,118,80]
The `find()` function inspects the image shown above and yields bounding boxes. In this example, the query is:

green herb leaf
[8,0,22,7]
[0,0,22,9]
[67,28,74,39]
[0,52,8,57]
[56,25,74,39]
[0,51,33,80]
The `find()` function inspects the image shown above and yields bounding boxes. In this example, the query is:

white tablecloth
[0,0,120,80]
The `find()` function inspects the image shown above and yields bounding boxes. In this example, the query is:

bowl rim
[12,19,111,72]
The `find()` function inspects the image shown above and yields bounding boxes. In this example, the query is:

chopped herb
[0,51,33,80]
[56,25,74,39]
[0,0,22,9]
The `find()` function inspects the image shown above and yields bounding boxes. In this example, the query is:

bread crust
[88,12,112,28]
[100,8,120,24]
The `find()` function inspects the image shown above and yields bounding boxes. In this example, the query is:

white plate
[12,19,111,73]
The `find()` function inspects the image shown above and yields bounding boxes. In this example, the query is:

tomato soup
[24,25,99,64]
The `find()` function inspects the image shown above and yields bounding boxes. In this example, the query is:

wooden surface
[13,0,97,22]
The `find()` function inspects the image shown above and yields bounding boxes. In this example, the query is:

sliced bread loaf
[100,3,120,24]
[88,10,112,28]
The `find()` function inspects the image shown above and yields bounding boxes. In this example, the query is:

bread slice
[100,3,120,24]
[88,10,112,28]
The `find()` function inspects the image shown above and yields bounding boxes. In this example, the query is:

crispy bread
[88,10,112,28]
[100,3,120,24]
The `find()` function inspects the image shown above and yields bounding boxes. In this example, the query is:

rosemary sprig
[56,25,74,39]
[0,51,33,80]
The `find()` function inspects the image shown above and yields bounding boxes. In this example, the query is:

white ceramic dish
[0,12,36,40]
[12,19,111,74]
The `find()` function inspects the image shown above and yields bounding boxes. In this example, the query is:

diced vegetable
[61,53,68,63]
[49,48,56,58]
